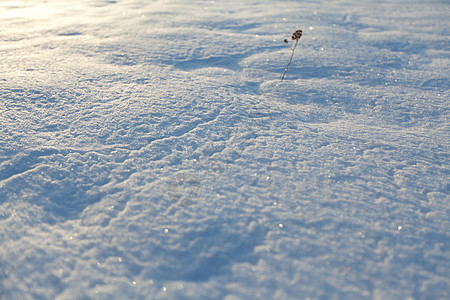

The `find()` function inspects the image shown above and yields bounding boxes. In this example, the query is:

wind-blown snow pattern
[1,0,449,299]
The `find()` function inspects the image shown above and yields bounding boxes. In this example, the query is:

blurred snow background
[0,0,449,299]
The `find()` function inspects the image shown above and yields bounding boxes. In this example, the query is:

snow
[0,0,449,299]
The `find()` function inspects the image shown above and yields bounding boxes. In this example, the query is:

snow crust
[0,0,449,299]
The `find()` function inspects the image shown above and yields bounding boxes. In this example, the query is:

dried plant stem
[281,39,299,80]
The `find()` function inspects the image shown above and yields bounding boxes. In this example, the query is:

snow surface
[0,0,449,299]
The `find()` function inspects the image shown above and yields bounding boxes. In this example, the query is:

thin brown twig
[281,29,302,80]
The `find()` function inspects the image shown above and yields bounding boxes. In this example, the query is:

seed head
[291,29,303,40]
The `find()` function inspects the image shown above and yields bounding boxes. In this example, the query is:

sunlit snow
[1,0,449,299]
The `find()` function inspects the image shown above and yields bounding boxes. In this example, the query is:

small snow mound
[258,78,363,123]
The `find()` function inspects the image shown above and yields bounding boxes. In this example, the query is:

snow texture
[0,0,449,299]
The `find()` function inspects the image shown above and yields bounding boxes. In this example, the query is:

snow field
[0,0,449,299]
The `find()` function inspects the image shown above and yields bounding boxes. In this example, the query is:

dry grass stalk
[281,29,303,80]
